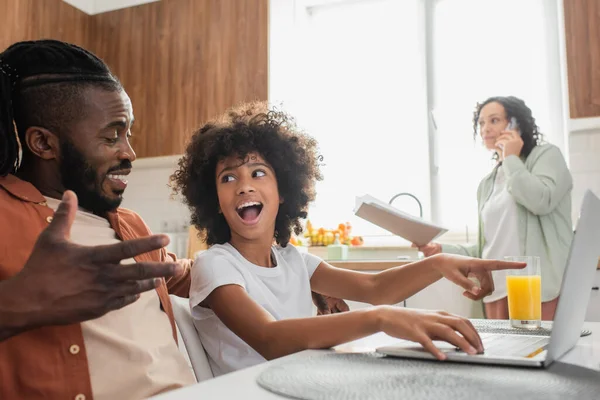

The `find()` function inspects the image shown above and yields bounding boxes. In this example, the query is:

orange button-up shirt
[0,175,192,400]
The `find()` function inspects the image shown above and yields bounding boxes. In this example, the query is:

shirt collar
[0,174,47,203]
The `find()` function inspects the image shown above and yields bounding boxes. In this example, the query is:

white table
[153,322,600,399]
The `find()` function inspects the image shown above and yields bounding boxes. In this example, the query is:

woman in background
[416,96,573,320]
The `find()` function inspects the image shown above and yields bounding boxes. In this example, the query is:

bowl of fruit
[291,220,363,247]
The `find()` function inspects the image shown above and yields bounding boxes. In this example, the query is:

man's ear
[23,126,60,160]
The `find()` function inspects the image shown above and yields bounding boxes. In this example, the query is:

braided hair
[0,40,121,176]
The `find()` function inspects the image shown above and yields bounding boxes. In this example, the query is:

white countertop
[152,321,600,399]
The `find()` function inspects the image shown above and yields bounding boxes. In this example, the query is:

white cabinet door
[344,271,405,311]
[343,272,482,317]
[405,278,485,319]
[585,270,600,322]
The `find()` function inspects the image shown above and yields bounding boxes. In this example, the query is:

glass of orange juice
[504,256,541,328]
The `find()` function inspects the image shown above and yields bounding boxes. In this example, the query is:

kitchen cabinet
[92,0,268,158]
[563,0,600,118]
[0,0,268,159]
[405,278,484,319]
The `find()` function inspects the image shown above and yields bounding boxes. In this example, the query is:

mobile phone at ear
[506,117,520,136]
[498,117,520,150]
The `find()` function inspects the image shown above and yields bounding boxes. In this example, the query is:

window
[431,0,567,236]
[269,0,566,245]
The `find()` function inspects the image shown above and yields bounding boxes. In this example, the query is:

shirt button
[46,216,53,223]
[69,344,80,355]
[75,394,86,400]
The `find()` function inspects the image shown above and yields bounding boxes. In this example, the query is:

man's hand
[430,253,526,300]
[312,292,350,315]
[0,191,181,341]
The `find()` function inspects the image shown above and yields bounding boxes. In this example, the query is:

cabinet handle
[592,287,599,291]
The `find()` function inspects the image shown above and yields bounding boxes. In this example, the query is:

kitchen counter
[327,259,413,271]
[326,258,600,271]
[306,245,418,261]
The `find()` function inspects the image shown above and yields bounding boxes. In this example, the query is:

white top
[43,197,195,400]
[480,167,521,303]
[189,243,323,376]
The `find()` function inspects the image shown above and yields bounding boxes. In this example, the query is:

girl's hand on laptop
[378,306,483,360]
[430,254,526,300]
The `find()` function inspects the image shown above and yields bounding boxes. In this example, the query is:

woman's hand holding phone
[495,117,523,159]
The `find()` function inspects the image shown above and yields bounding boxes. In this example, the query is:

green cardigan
[442,143,573,302]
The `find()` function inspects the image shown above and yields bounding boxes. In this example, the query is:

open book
[354,194,448,246]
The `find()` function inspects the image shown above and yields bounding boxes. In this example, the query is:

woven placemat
[471,319,592,337]
[257,352,600,400]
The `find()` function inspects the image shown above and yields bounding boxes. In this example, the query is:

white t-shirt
[189,243,323,376]
[480,167,521,303]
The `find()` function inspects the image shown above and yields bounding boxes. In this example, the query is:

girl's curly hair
[472,96,544,160]
[171,101,322,247]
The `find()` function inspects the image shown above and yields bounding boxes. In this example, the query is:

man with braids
[0,39,200,399]
[0,39,348,399]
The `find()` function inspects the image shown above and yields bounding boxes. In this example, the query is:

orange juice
[506,275,541,321]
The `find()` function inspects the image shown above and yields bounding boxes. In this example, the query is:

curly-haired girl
[172,101,525,376]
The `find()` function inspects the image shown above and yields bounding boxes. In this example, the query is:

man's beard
[59,139,125,215]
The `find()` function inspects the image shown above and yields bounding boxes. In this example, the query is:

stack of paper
[354,194,448,246]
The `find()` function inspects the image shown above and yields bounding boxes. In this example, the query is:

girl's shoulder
[274,243,302,261]
[194,243,238,267]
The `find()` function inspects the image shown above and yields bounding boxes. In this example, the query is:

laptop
[376,189,600,368]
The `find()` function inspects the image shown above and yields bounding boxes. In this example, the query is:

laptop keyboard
[477,334,549,357]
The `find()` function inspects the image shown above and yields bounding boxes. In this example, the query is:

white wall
[556,0,599,222]
[119,156,191,258]
[569,128,600,223]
